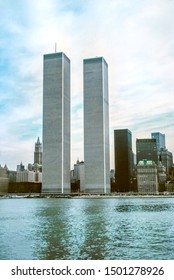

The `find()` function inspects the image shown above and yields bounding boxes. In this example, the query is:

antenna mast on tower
[55,42,57,53]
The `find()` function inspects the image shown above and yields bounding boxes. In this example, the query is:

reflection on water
[0,198,174,260]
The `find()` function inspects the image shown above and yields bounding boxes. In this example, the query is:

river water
[0,197,174,260]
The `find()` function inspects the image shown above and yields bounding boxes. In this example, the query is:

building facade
[0,164,9,193]
[30,136,42,172]
[42,52,71,193]
[34,137,42,165]
[151,132,172,176]
[72,160,85,192]
[160,148,173,175]
[16,170,32,182]
[83,57,110,193]
[16,167,42,183]
[157,161,166,192]
[17,162,25,172]
[24,137,43,183]
[136,138,158,164]
[137,160,158,193]
[114,129,133,192]
[151,132,166,151]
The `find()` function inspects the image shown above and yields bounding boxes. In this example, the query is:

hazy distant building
[137,160,158,193]
[110,169,115,181]
[16,169,29,182]
[136,138,158,164]
[73,160,85,192]
[24,137,43,183]
[151,132,172,175]
[8,170,17,182]
[166,180,174,192]
[42,52,70,193]
[151,132,165,151]
[160,148,173,175]
[157,161,166,192]
[166,165,174,192]
[28,137,42,171]
[83,57,110,193]
[16,169,42,183]
[0,164,9,193]
[17,160,42,183]
[17,162,25,172]
[114,129,133,192]
[34,137,42,165]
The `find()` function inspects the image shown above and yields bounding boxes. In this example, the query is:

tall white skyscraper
[42,52,70,193]
[83,57,110,193]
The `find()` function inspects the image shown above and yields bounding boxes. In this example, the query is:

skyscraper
[42,52,70,193]
[136,138,158,164]
[151,132,165,151]
[34,137,42,165]
[83,57,110,193]
[114,129,133,192]
[151,132,172,173]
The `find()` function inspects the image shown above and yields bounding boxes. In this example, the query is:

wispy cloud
[0,0,174,169]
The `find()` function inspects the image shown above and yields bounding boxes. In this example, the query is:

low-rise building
[16,169,42,183]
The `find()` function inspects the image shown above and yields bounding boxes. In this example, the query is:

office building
[160,148,173,175]
[17,162,25,172]
[83,57,110,193]
[16,170,31,182]
[157,161,166,192]
[72,160,85,192]
[151,132,172,175]
[136,138,158,164]
[114,129,133,192]
[151,132,165,151]
[42,52,70,193]
[137,160,158,193]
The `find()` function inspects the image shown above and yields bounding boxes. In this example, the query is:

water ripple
[0,197,174,259]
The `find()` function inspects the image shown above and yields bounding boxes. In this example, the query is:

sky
[0,0,174,170]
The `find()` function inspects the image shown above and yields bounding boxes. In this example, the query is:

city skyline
[0,0,174,170]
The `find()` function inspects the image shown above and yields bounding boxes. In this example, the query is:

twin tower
[42,52,110,194]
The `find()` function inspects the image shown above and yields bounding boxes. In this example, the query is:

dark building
[34,137,42,165]
[136,138,158,164]
[114,129,133,192]
[160,148,173,176]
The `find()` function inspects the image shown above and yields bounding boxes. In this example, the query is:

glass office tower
[114,129,133,192]
[136,138,158,165]
[151,132,165,151]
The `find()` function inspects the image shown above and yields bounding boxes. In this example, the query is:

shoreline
[1,193,174,199]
